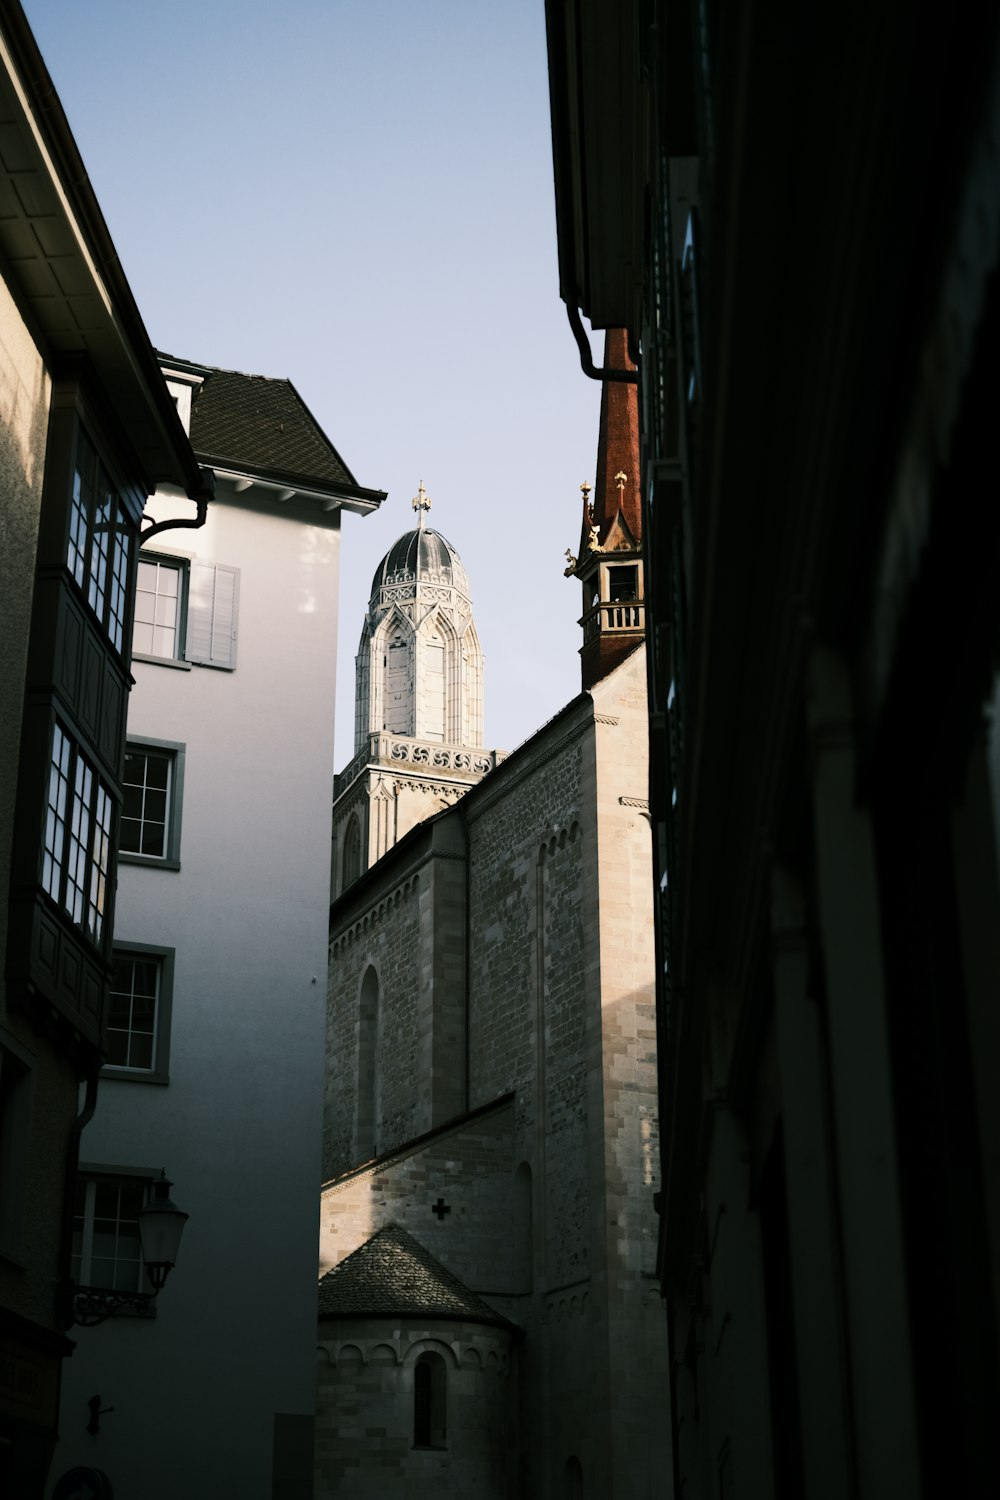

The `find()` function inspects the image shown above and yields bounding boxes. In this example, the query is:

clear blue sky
[25,0,602,765]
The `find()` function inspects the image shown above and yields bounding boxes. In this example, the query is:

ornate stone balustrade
[335,734,505,798]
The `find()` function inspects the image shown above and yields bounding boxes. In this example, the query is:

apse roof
[370,526,470,600]
[317,1223,515,1328]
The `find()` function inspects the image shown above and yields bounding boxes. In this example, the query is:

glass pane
[132,993,156,1028]
[133,590,155,624]
[152,625,175,656]
[107,993,132,1027]
[133,961,158,995]
[141,821,165,856]
[155,595,177,627]
[137,561,158,590]
[129,1033,154,1070]
[145,757,169,791]
[122,785,143,819]
[144,789,167,822]
[120,817,141,852]
[132,622,154,655]
[106,1031,129,1066]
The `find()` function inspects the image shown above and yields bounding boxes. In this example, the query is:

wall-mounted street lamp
[66,1173,189,1328]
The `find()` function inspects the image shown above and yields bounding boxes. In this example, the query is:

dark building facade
[546,4,1000,1497]
[0,6,206,1493]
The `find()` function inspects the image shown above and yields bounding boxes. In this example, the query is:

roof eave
[0,4,204,498]
[545,0,644,335]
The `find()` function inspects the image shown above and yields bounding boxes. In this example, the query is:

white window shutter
[185,562,240,669]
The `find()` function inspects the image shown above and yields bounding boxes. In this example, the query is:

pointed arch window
[357,966,380,1160]
[413,1352,447,1448]
[342,816,361,890]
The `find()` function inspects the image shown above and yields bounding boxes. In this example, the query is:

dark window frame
[41,719,114,948]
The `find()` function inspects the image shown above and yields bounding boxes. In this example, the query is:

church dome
[370,527,470,601]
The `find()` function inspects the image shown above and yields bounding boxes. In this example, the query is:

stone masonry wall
[319,1099,517,1310]
[315,1317,516,1500]
[326,867,424,1175]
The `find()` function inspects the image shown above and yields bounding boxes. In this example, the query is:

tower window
[608,566,638,603]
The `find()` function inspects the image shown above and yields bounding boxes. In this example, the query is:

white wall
[53,483,343,1498]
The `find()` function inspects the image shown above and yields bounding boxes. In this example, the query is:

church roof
[317,1223,515,1329]
[370,526,471,600]
[158,353,385,501]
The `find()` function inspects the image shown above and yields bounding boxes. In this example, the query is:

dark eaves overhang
[0,2,206,501]
[545,0,644,351]
[194,453,386,516]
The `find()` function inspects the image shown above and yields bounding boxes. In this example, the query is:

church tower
[331,485,504,897]
[567,329,644,689]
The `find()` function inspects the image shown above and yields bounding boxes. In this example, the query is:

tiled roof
[159,354,366,493]
[317,1224,515,1328]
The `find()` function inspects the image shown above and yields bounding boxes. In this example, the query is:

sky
[24,0,603,767]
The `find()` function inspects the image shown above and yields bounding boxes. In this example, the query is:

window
[133,554,240,671]
[413,1352,447,1448]
[119,738,185,869]
[0,1034,32,1262]
[608,565,638,603]
[67,426,132,654]
[42,722,113,946]
[342,816,361,890]
[72,1170,153,1293]
[104,944,174,1083]
[134,556,185,659]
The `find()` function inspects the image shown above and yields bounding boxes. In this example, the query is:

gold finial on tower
[412,480,432,528]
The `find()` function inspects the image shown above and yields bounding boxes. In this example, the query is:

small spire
[412,480,432,529]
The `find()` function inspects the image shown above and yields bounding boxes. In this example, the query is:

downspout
[566,302,639,383]
[57,1064,101,1329]
[139,466,216,547]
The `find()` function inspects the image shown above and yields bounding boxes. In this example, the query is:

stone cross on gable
[412,481,432,528]
[614,470,628,496]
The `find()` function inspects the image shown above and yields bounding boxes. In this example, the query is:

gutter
[0,0,206,501]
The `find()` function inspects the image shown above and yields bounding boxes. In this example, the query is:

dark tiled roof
[317,1224,515,1328]
[159,355,366,493]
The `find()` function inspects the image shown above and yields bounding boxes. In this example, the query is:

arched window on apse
[342,815,361,890]
[514,1161,533,1292]
[413,1351,447,1448]
[357,966,380,1160]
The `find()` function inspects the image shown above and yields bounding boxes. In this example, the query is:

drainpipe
[139,466,216,547]
[57,1064,101,1328]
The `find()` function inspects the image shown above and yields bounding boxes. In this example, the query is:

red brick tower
[570,329,644,690]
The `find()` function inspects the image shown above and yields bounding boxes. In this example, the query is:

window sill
[101,1067,169,1086]
[132,653,191,671]
[118,854,180,872]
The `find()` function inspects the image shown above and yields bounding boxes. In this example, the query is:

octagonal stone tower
[331,486,504,897]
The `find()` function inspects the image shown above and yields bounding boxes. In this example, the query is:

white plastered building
[50,356,384,1500]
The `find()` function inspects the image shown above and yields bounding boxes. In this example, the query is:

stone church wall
[465,705,593,1294]
[326,815,468,1179]
[319,1099,518,1313]
[315,1317,517,1500]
